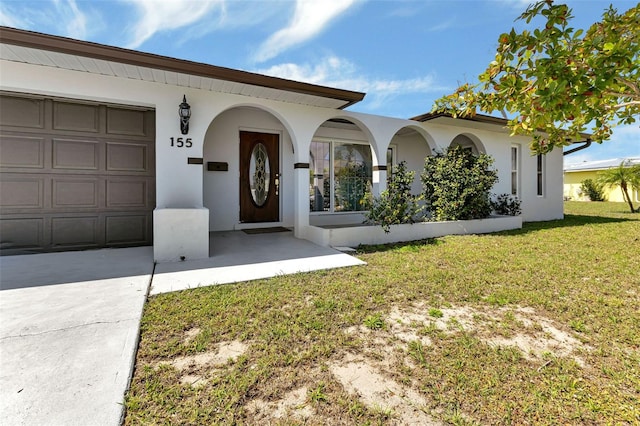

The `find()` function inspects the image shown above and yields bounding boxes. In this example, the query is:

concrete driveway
[0,247,154,426]
[0,233,364,425]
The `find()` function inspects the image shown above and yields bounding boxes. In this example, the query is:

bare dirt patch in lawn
[156,339,248,387]
[316,303,590,423]
[182,327,201,344]
[329,353,440,425]
[384,303,589,365]
[153,305,588,423]
[246,386,313,422]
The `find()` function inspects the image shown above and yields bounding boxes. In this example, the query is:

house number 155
[170,137,192,148]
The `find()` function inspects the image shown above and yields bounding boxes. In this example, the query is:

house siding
[2,51,565,259]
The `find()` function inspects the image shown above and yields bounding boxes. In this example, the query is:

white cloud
[0,0,90,38]
[256,55,447,111]
[254,0,359,63]
[54,0,87,39]
[0,6,27,28]
[124,0,223,49]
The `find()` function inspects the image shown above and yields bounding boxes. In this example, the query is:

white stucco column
[153,92,209,262]
[293,163,310,238]
[372,166,388,196]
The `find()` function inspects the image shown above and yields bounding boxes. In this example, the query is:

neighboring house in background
[564,158,640,202]
[1,27,567,262]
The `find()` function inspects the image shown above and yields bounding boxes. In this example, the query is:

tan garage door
[0,93,155,254]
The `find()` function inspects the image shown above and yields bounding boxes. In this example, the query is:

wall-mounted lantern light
[178,95,191,135]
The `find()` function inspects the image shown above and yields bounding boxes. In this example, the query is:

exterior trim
[187,157,204,165]
[294,163,310,169]
[413,111,592,140]
[411,111,509,126]
[373,165,387,171]
[0,26,365,109]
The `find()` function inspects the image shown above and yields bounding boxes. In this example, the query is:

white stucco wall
[1,57,564,261]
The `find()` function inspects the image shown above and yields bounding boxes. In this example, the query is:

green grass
[124,202,640,425]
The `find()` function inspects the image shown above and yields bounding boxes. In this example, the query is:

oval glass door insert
[250,142,270,206]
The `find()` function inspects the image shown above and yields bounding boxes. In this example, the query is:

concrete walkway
[0,247,154,426]
[0,232,364,425]
[151,230,365,295]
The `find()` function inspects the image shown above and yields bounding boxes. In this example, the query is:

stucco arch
[203,102,297,156]
[202,104,298,232]
[386,124,435,195]
[312,114,380,164]
[394,124,436,154]
[450,133,487,155]
[307,116,378,217]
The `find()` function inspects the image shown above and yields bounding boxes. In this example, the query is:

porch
[150,229,365,295]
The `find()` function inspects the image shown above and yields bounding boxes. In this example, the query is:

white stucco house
[0,27,566,262]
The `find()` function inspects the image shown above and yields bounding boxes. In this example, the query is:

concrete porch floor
[150,229,366,295]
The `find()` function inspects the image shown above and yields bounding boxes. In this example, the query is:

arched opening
[388,125,435,194]
[450,133,486,155]
[203,105,294,231]
[309,118,374,226]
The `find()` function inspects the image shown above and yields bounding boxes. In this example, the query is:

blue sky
[1,0,638,164]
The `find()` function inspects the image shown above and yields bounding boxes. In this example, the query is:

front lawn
[125,201,639,425]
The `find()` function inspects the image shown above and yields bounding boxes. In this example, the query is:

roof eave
[411,111,509,126]
[413,111,592,140]
[0,26,366,109]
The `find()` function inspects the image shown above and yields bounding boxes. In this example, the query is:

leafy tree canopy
[432,1,640,154]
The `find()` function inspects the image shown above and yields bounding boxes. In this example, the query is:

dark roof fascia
[411,111,509,126]
[0,26,365,109]
[413,111,592,141]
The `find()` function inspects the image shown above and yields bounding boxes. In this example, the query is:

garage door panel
[106,142,149,172]
[0,96,44,129]
[1,94,155,254]
[52,178,99,208]
[0,218,44,249]
[105,214,149,245]
[52,139,100,170]
[0,135,45,168]
[107,107,147,136]
[0,177,44,209]
[106,179,149,208]
[53,101,99,133]
[51,216,98,247]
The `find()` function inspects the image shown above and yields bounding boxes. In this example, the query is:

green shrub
[421,146,498,221]
[363,161,423,232]
[580,179,606,201]
[491,193,522,216]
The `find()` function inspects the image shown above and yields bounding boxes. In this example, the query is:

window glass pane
[333,143,372,212]
[387,147,394,181]
[537,154,544,196]
[249,143,270,206]
[309,141,330,212]
[511,146,518,195]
